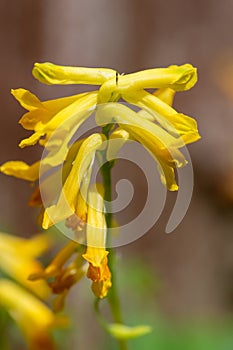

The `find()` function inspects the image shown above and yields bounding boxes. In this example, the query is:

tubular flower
[43,133,106,229]
[0,231,51,299]
[96,102,187,190]
[0,279,66,350]
[29,241,87,312]
[82,184,112,299]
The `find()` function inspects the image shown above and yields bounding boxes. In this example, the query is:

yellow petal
[82,184,111,291]
[96,103,186,190]
[125,125,187,167]
[11,88,44,111]
[0,279,60,347]
[96,102,184,149]
[19,91,97,148]
[0,232,52,257]
[82,184,112,298]
[157,161,178,191]
[123,127,183,191]
[153,87,175,106]
[107,128,131,161]
[43,134,105,228]
[0,160,40,181]
[0,232,52,298]
[61,138,85,180]
[83,183,107,251]
[91,275,112,299]
[43,241,78,277]
[18,91,89,131]
[123,90,200,144]
[33,62,116,85]
[19,109,52,131]
[98,64,197,103]
[74,162,93,227]
[0,251,50,298]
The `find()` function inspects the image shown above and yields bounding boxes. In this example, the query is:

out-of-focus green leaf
[107,323,152,340]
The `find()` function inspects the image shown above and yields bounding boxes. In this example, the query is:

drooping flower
[0,231,51,298]
[0,279,66,350]
[29,240,87,312]
[42,133,106,229]
[0,232,65,349]
[30,183,111,302]
[82,184,112,299]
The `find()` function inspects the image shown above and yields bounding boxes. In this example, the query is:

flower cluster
[0,62,200,305]
[0,232,66,349]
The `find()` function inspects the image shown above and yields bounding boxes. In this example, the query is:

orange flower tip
[91,279,112,299]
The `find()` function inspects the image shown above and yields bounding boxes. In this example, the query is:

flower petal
[18,91,89,131]
[122,89,200,144]
[0,160,40,181]
[43,134,105,229]
[82,184,112,298]
[153,87,175,106]
[98,64,197,103]
[0,279,61,348]
[11,88,44,111]
[33,62,116,85]
[19,91,97,148]
[96,102,184,149]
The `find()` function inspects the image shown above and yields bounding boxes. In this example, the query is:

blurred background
[1,0,233,349]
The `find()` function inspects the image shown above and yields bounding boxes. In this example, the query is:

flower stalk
[100,125,128,350]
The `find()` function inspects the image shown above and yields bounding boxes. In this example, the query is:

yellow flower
[32,62,196,96]
[0,231,51,298]
[0,160,40,181]
[30,240,87,312]
[43,133,106,229]
[123,89,200,145]
[96,102,187,190]
[82,184,112,298]
[11,88,98,148]
[32,62,116,85]
[0,279,65,350]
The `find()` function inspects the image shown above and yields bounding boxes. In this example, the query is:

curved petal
[43,134,105,228]
[95,102,184,149]
[82,184,111,298]
[0,279,61,348]
[0,160,40,181]
[98,64,197,103]
[19,91,98,148]
[122,89,200,144]
[18,91,89,131]
[153,87,175,106]
[11,88,44,111]
[33,62,116,85]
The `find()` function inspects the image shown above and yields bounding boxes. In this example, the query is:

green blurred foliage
[102,254,233,350]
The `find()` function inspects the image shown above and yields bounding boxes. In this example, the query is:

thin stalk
[100,125,128,350]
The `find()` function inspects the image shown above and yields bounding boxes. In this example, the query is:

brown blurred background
[1,0,233,348]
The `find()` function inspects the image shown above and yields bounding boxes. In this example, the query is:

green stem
[100,125,128,350]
